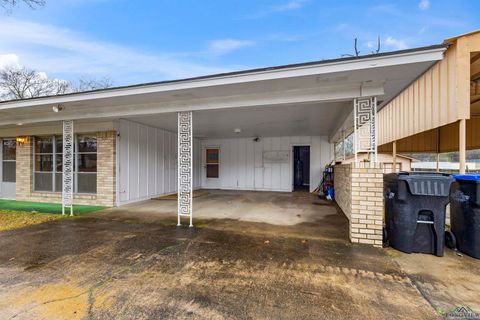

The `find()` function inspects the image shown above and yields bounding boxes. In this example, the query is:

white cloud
[0,53,21,69]
[383,37,408,50]
[274,0,308,11]
[0,18,237,84]
[418,0,430,10]
[208,39,255,56]
[245,0,309,19]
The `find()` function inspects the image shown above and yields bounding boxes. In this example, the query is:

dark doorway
[293,146,310,191]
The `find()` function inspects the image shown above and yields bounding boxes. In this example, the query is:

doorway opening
[293,146,310,192]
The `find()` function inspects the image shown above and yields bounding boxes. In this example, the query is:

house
[340,153,418,172]
[0,30,478,247]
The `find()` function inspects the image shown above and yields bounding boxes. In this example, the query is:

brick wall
[96,131,116,206]
[15,131,116,207]
[15,136,33,199]
[334,162,384,247]
[333,164,352,220]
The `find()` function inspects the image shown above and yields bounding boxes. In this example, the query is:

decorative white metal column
[353,97,378,163]
[177,111,193,227]
[62,120,74,216]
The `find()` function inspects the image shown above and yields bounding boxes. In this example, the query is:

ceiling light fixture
[234,128,242,134]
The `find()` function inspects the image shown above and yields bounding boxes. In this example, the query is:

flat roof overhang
[0,45,447,139]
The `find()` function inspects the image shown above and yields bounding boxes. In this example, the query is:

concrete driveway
[0,191,479,319]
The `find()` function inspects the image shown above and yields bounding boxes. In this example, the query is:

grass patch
[0,210,64,232]
[0,199,107,215]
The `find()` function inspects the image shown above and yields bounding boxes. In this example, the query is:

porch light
[52,104,64,113]
[16,137,27,145]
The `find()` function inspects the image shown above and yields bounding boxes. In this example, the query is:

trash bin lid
[398,174,454,196]
[452,174,480,181]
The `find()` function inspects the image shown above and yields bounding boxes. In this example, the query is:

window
[206,149,219,178]
[33,135,97,193]
[2,139,16,183]
[76,135,97,193]
[334,133,354,160]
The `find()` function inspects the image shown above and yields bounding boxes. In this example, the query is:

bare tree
[0,66,113,101]
[342,36,382,58]
[71,77,114,92]
[0,66,69,100]
[341,38,360,58]
[1,0,45,10]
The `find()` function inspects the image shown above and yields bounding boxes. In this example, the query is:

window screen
[33,135,97,194]
[2,139,16,183]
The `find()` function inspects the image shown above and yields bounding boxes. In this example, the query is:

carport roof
[0,44,447,106]
[0,44,447,137]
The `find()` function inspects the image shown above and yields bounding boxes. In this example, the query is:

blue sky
[0,0,479,85]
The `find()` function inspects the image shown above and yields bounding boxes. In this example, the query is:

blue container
[450,174,480,259]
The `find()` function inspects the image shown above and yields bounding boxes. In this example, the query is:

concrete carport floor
[1,190,479,319]
[101,189,347,227]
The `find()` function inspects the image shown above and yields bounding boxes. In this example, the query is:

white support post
[62,120,74,216]
[177,111,193,227]
[353,97,377,164]
[436,154,440,172]
[459,118,466,174]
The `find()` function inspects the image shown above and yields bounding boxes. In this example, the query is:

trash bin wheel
[383,227,389,247]
[445,230,456,249]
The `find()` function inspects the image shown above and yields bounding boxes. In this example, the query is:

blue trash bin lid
[452,174,480,181]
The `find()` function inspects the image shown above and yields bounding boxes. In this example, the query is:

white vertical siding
[201,136,332,192]
[118,119,201,205]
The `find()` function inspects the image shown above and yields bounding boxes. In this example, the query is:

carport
[0,44,447,246]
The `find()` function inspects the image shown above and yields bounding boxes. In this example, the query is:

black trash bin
[450,174,480,259]
[384,172,454,256]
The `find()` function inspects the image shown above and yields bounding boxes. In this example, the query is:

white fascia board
[0,83,384,126]
[0,121,115,137]
[0,47,445,111]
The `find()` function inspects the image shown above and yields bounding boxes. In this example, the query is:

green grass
[0,199,107,215]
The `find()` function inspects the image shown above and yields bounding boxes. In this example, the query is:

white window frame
[33,135,97,194]
[1,138,16,183]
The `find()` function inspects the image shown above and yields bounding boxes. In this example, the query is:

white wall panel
[201,136,332,192]
[138,125,148,198]
[156,129,164,196]
[128,122,139,200]
[118,119,201,205]
[147,127,156,196]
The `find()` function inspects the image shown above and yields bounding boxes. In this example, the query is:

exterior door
[204,148,220,189]
[0,139,16,199]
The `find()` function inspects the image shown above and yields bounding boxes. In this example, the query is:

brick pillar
[96,131,116,207]
[15,137,33,201]
[350,162,384,247]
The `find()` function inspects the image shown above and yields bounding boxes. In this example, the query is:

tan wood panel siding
[378,116,480,153]
[378,45,464,146]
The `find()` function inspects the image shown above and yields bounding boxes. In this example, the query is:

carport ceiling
[126,101,350,138]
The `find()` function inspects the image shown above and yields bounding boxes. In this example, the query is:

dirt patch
[0,280,89,320]
[0,192,477,319]
[0,216,445,320]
